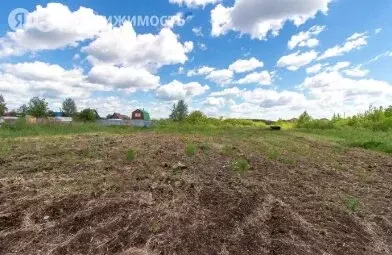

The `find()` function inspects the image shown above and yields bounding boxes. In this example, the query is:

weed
[344,196,360,213]
[221,145,236,157]
[197,142,210,152]
[185,143,196,156]
[232,158,249,174]
[126,149,136,161]
[280,156,297,165]
[268,149,280,160]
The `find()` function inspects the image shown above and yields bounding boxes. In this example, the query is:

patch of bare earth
[0,133,391,254]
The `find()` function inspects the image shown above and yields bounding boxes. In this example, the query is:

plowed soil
[0,132,391,254]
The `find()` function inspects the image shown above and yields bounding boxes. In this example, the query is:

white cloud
[343,67,369,77]
[0,3,110,58]
[318,32,368,60]
[306,63,324,74]
[169,0,221,8]
[0,62,105,109]
[242,88,306,108]
[211,0,331,40]
[164,13,186,29]
[156,80,209,100]
[288,25,325,49]
[206,69,234,85]
[302,71,392,115]
[367,50,392,64]
[209,87,245,97]
[83,22,193,70]
[236,71,272,85]
[198,43,208,51]
[324,61,350,72]
[277,50,318,71]
[229,57,264,73]
[204,97,226,106]
[374,28,382,34]
[187,66,215,77]
[87,65,160,91]
[192,27,204,37]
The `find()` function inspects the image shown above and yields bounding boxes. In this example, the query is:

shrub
[186,111,208,124]
[78,108,100,122]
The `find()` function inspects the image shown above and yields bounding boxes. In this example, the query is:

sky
[0,0,391,120]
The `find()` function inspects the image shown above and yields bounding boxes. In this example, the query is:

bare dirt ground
[0,131,392,255]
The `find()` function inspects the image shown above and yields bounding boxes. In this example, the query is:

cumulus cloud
[187,66,215,77]
[306,63,325,74]
[164,13,187,29]
[243,88,306,108]
[87,65,160,91]
[209,87,246,97]
[343,67,369,77]
[302,71,392,114]
[0,3,110,57]
[156,80,209,100]
[0,62,105,109]
[192,27,204,37]
[236,71,272,85]
[205,69,234,85]
[229,57,264,73]
[204,97,226,106]
[169,0,221,8]
[288,25,325,49]
[277,50,318,71]
[83,22,193,70]
[211,0,331,40]
[318,32,368,60]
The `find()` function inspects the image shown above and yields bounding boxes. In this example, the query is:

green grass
[295,127,392,154]
[232,158,249,174]
[1,120,392,155]
[344,196,360,213]
[185,143,196,156]
[126,149,136,161]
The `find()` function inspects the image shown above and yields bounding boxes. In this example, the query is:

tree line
[0,95,100,122]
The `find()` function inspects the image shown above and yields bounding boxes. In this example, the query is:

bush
[78,109,99,122]
[186,111,208,124]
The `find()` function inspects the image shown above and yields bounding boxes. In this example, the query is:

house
[131,109,150,121]
[107,112,129,120]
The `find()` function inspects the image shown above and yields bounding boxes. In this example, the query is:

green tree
[27,97,48,117]
[62,98,77,117]
[0,95,7,116]
[187,111,207,124]
[169,100,188,121]
[79,108,99,122]
[17,104,28,117]
[385,106,392,118]
[297,111,312,126]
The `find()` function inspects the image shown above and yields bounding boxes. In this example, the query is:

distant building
[131,109,150,121]
[107,112,129,120]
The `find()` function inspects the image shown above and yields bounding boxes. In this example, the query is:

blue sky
[0,0,391,119]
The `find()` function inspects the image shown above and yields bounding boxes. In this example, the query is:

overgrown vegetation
[295,106,392,131]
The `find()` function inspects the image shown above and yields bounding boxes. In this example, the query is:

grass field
[1,124,392,254]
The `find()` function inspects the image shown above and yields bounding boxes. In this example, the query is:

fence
[97,119,152,127]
